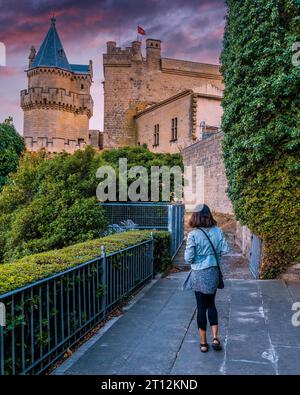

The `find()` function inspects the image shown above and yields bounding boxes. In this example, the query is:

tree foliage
[221,0,300,277]
[0,120,25,190]
[0,146,182,263]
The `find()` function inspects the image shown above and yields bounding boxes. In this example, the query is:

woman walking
[184,204,229,353]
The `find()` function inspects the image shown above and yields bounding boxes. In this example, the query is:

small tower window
[58,49,64,57]
[81,84,84,90]
[153,124,159,147]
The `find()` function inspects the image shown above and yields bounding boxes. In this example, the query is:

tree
[0,120,25,190]
[0,146,183,262]
[221,0,300,277]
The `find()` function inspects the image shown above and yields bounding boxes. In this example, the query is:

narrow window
[153,124,159,146]
[171,117,178,141]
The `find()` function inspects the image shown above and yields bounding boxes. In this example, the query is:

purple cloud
[0,0,226,133]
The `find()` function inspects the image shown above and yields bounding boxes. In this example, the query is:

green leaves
[221,0,300,277]
[0,121,25,191]
[0,148,108,262]
[0,145,180,265]
[0,230,169,294]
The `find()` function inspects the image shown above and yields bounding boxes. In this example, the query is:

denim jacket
[184,227,230,270]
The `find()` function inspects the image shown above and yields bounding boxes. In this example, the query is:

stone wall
[103,39,223,148]
[136,90,193,153]
[89,129,103,150]
[182,132,233,215]
[235,221,252,258]
[23,108,89,142]
[135,89,223,154]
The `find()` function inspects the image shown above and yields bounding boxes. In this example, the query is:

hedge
[221,0,300,277]
[0,230,170,295]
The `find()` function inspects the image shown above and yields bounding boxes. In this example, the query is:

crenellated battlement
[21,17,94,153]
[24,136,86,154]
[104,41,135,66]
[27,66,92,81]
[21,87,93,118]
[104,39,161,67]
[103,36,223,148]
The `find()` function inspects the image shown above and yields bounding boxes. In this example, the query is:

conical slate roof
[30,18,72,71]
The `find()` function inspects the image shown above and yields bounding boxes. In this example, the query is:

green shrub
[0,147,108,262]
[152,232,172,273]
[99,146,183,201]
[0,120,25,191]
[221,0,300,277]
[0,230,170,294]
[0,146,182,263]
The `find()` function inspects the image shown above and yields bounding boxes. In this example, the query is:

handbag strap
[198,228,220,267]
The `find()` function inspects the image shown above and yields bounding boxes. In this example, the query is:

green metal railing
[0,239,153,375]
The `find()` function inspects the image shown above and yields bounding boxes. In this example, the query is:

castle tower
[21,17,94,153]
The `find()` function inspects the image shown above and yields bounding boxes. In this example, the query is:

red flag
[137,26,146,35]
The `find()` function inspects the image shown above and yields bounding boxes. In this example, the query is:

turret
[146,39,161,68]
[132,41,142,61]
[107,41,117,54]
[28,46,36,67]
[21,17,94,154]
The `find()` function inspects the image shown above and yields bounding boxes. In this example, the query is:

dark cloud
[0,0,226,131]
[0,0,225,50]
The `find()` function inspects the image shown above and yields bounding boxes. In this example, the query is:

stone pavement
[53,271,300,375]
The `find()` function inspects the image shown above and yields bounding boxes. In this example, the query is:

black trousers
[195,291,218,331]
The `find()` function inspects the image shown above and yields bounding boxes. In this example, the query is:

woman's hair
[189,204,217,228]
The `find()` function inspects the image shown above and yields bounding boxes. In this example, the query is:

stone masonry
[182,131,233,215]
[135,86,223,153]
[21,18,95,154]
[103,39,223,148]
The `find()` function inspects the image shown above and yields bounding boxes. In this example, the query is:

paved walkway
[54,271,300,375]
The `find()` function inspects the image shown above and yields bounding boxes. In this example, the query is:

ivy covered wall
[221,0,300,278]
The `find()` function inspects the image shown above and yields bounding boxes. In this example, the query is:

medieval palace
[21,18,224,154]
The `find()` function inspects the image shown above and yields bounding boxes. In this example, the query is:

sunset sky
[0,0,226,134]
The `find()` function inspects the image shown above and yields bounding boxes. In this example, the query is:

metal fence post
[150,232,154,278]
[0,302,5,327]
[101,245,107,317]
[168,204,174,257]
[0,301,5,375]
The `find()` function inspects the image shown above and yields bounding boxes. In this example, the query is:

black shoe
[212,337,222,351]
[200,343,209,353]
